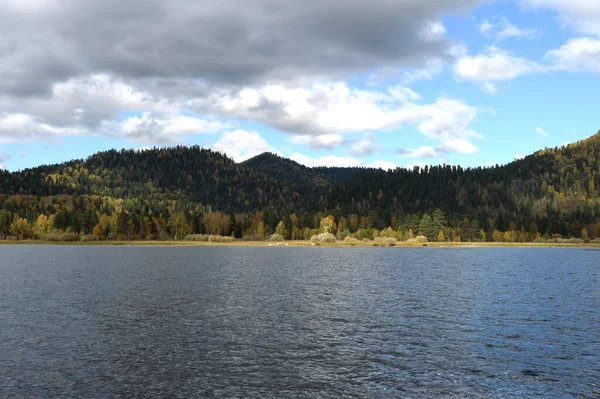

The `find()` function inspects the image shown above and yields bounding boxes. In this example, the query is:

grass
[1,240,599,248]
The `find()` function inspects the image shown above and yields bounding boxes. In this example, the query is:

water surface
[1,246,599,398]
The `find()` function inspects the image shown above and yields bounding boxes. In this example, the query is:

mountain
[1,132,600,241]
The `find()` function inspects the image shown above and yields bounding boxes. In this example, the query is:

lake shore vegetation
[2,132,600,245]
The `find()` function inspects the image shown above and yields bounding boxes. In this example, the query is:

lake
[0,245,598,398]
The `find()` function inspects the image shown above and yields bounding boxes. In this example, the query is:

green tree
[418,215,436,241]
[0,209,10,237]
[289,213,299,240]
[169,212,191,240]
[275,220,287,238]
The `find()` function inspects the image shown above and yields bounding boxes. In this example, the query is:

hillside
[1,132,600,241]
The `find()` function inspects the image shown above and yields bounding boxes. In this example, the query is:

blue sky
[0,0,599,171]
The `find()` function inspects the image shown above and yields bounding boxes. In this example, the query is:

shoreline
[1,240,599,248]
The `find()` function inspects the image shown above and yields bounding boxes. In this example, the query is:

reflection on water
[1,246,599,398]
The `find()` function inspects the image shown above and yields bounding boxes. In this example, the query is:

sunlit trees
[289,213,299,240]
[204,211,231,236]
[3,132,600,243]
[275,220,287,239]
[10,217,34,240]
[319,215,336,234]
[92,223,103,240]
[169,212,191,240]
[437,231,446,242]
[34,214,54,237]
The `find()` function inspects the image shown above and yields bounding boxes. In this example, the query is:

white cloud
[290,153,362,168]
[403,61,445,84]
[212,130,276,162]
[119,113,228,144]
[0,152,8,169]
[478,20,495,36]
[497,20,540,40]
[0,113,83,144]
[536,127,548,136]
[545,37,600,74]
[479,18,539,40]
[454,46,546,91]
[290,152,396,169]
[398,146,446,158]
[523,0,600,36]
[349,134,377,156]
[290,134,344,149]
[199,82,480,156]
[0,75,191,144]
[480,82,498,94]
[412,98,480,154]
[514,153,526,160]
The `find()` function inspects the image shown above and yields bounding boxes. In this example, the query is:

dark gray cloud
[0,0,486,149]
[0,0,480,97]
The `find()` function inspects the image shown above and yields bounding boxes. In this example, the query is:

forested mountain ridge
[1,131,600,242]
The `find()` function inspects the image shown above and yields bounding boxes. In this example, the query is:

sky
[0,0,599,172]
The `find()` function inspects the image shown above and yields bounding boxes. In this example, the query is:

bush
[184,234,209,241]
[310,233,336,244]
[533,237,547,243]
[343,236,360,244]
[268,234,285,242]
[41,233,80,242]
[81,234,106,242]
[407,235,428,244]
[241,233,266,241]
[362,238,372,243]
[337,229,350,241]
[207,235,235,243]
[382,237,398,247]
[183,234,235,242]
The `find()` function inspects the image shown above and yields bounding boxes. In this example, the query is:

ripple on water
[0,246,598,398]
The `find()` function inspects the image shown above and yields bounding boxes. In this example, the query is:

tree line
[1,132,600,242]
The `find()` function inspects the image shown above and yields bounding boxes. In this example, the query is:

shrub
[183,234,235,242]
[343,236,360,244]
[268,234,285,242]
[319,233,336,243]
[356,228,374,240]
[81,234,106,242]
[382,237,398,247]
[41,233,80,242]
[337,229,350,241]
[533,237,547,243]
[310,233,336,244]
[241,233,266,241]
[184,234,209,241]
[207,235,235,243]
[407,235,428,244]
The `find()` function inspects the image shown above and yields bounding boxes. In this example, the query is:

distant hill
[1,131,600,240]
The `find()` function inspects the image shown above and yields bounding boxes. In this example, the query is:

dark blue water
[0,246,598,398]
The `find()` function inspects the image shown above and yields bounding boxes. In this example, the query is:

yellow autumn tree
[34,214,54,237]
[319,215,336,234]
